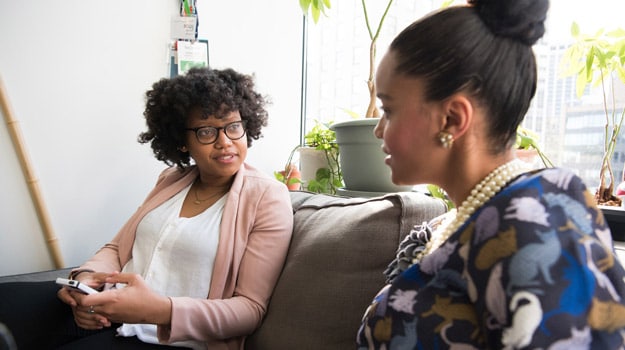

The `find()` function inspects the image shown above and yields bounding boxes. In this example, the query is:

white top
[116,184,226,349]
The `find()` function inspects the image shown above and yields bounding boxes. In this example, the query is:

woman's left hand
[81,273,172,326]
[69,291,112,330]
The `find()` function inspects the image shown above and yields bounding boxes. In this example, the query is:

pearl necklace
[414,159,529,262]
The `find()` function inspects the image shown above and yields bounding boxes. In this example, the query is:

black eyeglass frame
[185,120,247,145]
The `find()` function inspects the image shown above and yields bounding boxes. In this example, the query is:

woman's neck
[444,151,516,208]
[196,172,234,191]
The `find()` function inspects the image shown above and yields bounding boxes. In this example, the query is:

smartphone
[55,277,99,295]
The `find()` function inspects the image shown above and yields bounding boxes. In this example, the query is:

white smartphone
[55,277,99,295]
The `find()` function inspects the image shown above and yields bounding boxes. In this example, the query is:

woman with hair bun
[357,0,625,348]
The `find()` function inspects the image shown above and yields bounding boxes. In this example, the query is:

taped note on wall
[176,40,208,75]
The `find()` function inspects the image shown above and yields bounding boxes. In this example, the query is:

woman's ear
[440,94,473,138]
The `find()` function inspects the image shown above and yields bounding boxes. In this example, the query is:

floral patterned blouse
[357,168,625,349]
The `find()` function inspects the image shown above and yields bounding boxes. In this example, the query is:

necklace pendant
[194,200,201,205]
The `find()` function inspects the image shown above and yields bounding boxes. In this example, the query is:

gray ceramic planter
[331,118,413,194]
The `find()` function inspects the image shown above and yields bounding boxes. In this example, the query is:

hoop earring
[437,131,454,148]
[178,146,188,153]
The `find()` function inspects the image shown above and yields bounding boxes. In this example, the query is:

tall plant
[362,0,394,118]
[299,0,394,118]
[561,23,625,206]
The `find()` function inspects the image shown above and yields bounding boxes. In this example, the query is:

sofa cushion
[245,191,447,350]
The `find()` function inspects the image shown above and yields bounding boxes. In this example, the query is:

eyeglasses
[185,121,247,145]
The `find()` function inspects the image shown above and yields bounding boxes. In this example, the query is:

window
[303,0,625,190]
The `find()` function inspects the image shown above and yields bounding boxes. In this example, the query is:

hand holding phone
[55,277,99,295]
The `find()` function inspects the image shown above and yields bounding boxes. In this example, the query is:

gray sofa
[0,190,447,350]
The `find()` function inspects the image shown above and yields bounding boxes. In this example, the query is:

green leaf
[274,171,286,183]
[304,119,337,149]
[315,167,331,180]
[608,28,625,37]
[332,177,343,188]
[516,134,532,149]
[306,179,322,193]
[516,126,540,149]
[299,0,311,14]
[585,47,595,81]
[571,22,580,37]
[287,177,302,186]
[300,0,331,24]
[426,184,454,209]
[440,0,455,8]
[311,5,320,23]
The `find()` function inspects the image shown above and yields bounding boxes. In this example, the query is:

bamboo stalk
[0,76,64,268]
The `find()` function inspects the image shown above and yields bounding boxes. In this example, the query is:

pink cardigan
[77,163,293,349]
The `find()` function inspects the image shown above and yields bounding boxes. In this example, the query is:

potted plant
[560,23,625,207]
[275,120,342,194]
[300,0,413,194]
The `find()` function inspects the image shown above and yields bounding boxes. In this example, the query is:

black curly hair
[138,67,269,169]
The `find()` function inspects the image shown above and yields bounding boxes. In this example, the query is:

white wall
[0,1,303,276]
[196,1,304,177]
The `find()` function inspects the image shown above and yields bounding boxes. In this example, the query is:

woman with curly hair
[0,67,293,349]
[357,0,625,348]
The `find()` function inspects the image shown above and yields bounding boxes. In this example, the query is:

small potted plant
[275,120,342,194]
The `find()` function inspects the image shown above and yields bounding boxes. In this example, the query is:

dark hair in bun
[388,0,549,152]
[469,0,549,45]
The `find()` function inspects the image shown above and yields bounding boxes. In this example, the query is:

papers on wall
[174,40,209,76]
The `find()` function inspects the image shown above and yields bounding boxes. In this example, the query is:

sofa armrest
[0,268,74,284]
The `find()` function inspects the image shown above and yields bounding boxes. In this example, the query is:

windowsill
[600,205,625,242]
[614,241,625,265]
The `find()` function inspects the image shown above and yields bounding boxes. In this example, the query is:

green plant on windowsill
[275,120,343,194]
[303,120,343,194]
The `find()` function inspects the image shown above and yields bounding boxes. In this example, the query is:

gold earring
[178,146,188,152]
[437,131,454,148]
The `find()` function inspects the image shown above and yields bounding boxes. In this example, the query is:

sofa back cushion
[245,191,447,350]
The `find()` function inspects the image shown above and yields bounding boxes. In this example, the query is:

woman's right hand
[56,272,112,329]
